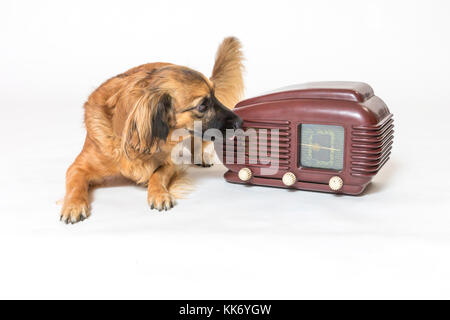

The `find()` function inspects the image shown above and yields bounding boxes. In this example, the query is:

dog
[61,37,244,224]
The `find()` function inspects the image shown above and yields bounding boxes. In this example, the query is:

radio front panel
[222,82,393,195]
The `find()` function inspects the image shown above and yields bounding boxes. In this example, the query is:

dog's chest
[119,152,167,184]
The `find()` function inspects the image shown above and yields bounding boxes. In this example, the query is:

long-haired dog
[61,37,244,224]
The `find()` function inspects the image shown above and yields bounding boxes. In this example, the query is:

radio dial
[329,176,344,191]
[238,168,252,181]
[282,172,297,186]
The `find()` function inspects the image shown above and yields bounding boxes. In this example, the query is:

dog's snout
[224,114,242,131]
[230,116,243,130]
[211,96,243,131]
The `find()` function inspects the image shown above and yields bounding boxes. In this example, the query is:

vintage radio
[222,82,394,195]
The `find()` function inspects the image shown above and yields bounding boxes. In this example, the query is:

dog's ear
[210,37,245,109]
[122,91,176,157]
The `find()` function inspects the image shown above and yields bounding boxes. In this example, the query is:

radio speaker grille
[224,119,291,170]
[350,115,394,177]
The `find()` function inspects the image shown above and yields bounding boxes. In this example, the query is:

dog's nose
[232,116,243,130]
[225,115,243,130]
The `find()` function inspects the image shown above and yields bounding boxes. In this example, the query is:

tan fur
[166,167,194,199]
[61,38,244,224]
[211,37,245,108]
[197,37,246,166]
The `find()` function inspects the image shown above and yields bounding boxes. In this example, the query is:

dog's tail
[210,37,245,109]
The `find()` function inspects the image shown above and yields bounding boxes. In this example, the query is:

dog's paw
[195,162,214,168]
[60,200,90,224]
[148,191,176,211]
[195,150,215,167]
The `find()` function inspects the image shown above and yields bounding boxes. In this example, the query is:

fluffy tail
[210,37,245,109]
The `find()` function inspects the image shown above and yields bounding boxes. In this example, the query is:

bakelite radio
[222,82,394,195]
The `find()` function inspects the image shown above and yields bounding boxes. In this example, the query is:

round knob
[282,172,297,186]
[329,176,344,191]
[238,168,252,181]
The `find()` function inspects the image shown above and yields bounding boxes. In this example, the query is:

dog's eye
[197,104,208,113]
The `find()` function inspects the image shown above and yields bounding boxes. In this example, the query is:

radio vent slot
[350,115,394,177]
[223,119,291,170]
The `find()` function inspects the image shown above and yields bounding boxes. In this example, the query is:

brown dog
[61,37,244,224]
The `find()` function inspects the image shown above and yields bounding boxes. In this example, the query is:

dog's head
[121,37,245,157]
[164,66,243,135]
[122,65,243,156]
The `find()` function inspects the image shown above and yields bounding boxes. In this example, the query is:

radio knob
[282,172,297,186]
[329,176,344,191]
[238,168,252,181]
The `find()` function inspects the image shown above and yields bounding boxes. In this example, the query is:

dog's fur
[61,37,244,223]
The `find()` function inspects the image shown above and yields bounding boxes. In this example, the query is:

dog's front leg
[61,164,90,223]
[191,136,215,167]
[148,163,176,211]
[200,140,215,167]
[61,139,114,224]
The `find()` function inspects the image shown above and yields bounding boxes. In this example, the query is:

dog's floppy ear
[210,37,245,109]
[122,91,175,157]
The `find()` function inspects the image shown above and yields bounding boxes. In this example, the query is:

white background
[1,0,449,299]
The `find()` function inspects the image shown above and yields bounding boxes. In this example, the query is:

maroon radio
[222,82,394,195]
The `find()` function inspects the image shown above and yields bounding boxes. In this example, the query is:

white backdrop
[1,0,450,299]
